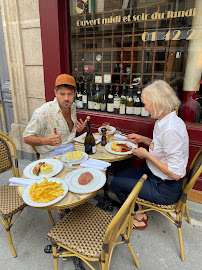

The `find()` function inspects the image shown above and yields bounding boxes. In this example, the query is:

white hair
[142,80,181,117]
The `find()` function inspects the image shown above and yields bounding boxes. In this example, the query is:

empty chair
[47,174,148,270]
[0,132,26,257]
[136,148,202,261]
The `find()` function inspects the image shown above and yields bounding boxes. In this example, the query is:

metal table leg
[94,158,131,211]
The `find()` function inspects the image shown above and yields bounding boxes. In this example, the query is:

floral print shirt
[23,98,77,158]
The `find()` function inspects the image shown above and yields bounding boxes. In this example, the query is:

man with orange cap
[23,74,87,158]
[23,74,87,268]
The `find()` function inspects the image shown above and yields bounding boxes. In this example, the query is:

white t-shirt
[146,111,189,180]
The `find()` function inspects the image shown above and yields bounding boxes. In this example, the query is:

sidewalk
[0,159,202,270]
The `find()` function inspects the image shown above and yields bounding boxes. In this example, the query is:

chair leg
[185,204,191,224]
[52,245,58,270]
[127,242,140,269]
[178,227,184,261]
[5,219,17,258]
[48,210,55,225]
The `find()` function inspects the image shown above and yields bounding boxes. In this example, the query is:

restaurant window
[69,0,202,124]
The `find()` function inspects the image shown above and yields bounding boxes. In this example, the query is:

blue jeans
[111,167,183,210]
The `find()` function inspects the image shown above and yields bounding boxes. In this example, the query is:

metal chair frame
[136,148,202,261]
[0,132,26,257]
[47,174,148,270]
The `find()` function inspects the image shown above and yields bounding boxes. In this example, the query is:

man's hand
[76,118,87,133]
[45,133,62,146]
[132,147,149,159]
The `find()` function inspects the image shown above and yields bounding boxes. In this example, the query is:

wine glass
[62,151,74,173]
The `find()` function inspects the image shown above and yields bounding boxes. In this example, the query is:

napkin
[46,143,74,158]
[80,158,111,171]
[113,134,127,140]
[9,177,37,187]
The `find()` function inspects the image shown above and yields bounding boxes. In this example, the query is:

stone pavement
[0,159,202,270]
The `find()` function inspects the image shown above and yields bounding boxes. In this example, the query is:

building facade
[0,0,202,200]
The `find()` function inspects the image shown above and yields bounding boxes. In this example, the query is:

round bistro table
[17,157,104,211]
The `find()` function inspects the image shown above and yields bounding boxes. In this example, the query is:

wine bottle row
[75,82,150,117]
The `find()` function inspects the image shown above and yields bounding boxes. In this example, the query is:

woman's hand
[76,118,87,133]
[132,147,149,159]
[127,133,152,146]
[127,133,143,143]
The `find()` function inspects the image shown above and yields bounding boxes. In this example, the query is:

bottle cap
[87,116,90,120]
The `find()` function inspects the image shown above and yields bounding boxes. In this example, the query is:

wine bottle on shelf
[126,85,134,115]
[133,88,141,116]
[107,85,114,113]
[100,88,107,112]
[88,84,94,110]
[114,85,120,114]
[84,116,96,155]
[82,83,88,109]
[94,84,101,111]
[76,83,83,109]
[120,82,127,115]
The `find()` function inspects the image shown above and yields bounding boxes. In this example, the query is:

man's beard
[62,101,71,108]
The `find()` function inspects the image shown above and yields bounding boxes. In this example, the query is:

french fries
[29,177,64,203]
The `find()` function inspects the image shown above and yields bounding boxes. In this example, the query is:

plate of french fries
[23,177,68,207]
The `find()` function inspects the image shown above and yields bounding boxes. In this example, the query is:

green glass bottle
[84,116,96,154]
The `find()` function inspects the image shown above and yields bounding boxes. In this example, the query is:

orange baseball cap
[55,74,76,88]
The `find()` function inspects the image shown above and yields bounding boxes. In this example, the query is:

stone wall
[0,0,45,157]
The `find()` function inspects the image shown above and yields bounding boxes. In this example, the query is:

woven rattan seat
[137,198,177,210]
[0,132,27,257]
[137,149,202,261]
[47,174,148,270]
[0,184,26,220]
[48,202,114,258]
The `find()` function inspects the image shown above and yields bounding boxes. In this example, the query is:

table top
[74,133,133,162]
[18,156,103,210]
[18,134,134,210]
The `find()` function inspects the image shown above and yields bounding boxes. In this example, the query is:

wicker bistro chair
[0,132,27,257]
[47,174,148,270]
[136,148,202,261]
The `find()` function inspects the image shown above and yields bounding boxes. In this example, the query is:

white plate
[74,132,101,145]
[23,159,63,179]
[23,178,68,208]
[64,168,106,194]
[105,141,138,155]
[61,151,88,165]
[98,126,116,135]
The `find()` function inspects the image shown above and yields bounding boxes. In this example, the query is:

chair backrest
[178,149,202,208]
[101,174,147,263]
[0,132,19,177]
[183,149,202,194]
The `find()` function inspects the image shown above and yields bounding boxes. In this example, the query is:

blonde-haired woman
[111,80,189,229]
